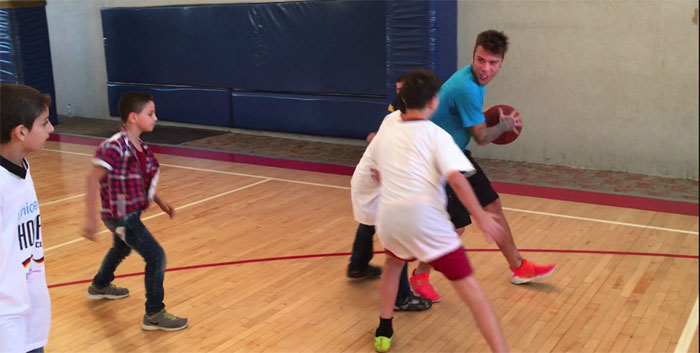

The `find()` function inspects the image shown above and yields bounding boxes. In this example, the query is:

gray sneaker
[141,309,188,331]
[87,284,129,300]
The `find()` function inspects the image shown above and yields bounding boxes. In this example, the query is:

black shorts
[445,150,499,229]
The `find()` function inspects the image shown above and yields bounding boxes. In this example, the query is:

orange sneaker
[510,258,556,284]
[409,270,440,302]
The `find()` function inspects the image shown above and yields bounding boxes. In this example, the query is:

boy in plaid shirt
[82,91,187,331]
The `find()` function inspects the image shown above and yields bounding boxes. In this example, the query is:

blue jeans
[92,211,166,314]
[349,224,376,271]
[27,347,44,353]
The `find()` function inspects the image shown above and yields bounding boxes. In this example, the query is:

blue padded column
[0,1,58,125]
[385,0,457,104]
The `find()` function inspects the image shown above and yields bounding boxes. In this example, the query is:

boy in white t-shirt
[0,84,55,353]
[363,70,508,352]
[349,74,431,312]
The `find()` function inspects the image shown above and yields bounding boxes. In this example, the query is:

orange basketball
[484,104,522,145]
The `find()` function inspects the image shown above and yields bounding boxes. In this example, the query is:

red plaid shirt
[93,130,160,220]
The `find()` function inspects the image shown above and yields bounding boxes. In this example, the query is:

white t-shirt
[363,118,475,262]
[0,157,51,352]
[350,111,402,225]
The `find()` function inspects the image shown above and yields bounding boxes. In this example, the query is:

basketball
[484,105,522,145]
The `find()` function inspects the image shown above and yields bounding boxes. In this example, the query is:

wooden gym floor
[34,134,698,353]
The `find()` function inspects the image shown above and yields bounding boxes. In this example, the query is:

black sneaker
[347,264,382,279]
[394,293,432,312]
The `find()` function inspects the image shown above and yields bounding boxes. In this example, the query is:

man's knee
[484,198,504,214]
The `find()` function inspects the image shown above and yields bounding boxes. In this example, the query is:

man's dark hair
[474,30,509,58]
[118,91,154,123]
[398,69,441,113]
[0,84,51,144]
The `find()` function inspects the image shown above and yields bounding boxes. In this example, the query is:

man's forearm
[473,122,508,145]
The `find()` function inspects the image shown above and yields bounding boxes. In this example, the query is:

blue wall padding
[432,0,458,84]
[107,84,232,127]
[232,92,387,138]
[0,5,58,125]
[385,0,457,103]
[101,0,457,139]
[101,1,386,95]
[0,11,18,83]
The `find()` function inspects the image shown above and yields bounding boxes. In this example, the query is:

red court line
[492,182,698,216]
[48,133,698,216]
[48,134,355,175]
[47,249,698,289]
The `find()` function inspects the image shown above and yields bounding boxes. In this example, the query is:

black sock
[375,317,393,338]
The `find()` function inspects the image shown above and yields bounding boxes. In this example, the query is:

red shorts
[385,246,472,281]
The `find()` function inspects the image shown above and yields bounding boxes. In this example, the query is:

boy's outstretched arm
[82,166,108,241]
[446,170,504,243]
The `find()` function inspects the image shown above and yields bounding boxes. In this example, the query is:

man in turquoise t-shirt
[408,30,557,302]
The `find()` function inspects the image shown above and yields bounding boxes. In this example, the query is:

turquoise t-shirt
[431,65,485,150]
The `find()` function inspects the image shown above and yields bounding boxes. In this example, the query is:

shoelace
[163,312,178,320]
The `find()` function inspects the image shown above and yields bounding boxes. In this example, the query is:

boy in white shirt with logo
[0,84,54,353]
[362,70,508,352]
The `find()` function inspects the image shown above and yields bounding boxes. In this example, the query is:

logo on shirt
[18,214,42,250]
[22,255,44,278]
[17,201,39,221]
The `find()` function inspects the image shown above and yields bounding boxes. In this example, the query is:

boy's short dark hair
[395,72,410,84]
[474,30,509,58]
[398,69,441,113]
[0,84,52,144]
[394,72,410,111]
[118,91,154,123]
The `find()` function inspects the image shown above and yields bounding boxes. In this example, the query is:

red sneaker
[409,270,440,302]
[510,258,556,284]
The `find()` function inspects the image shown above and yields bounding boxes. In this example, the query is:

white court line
[674,296,699,353]
[158,164,698,235]
[44,237,86,252]
[503,208,699,235]
[44,148,349,190]
[41,193,85,206]
[45,179,270,252]
[44,148,698,235]
[45,148,92,157]
[159,163,351,190]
